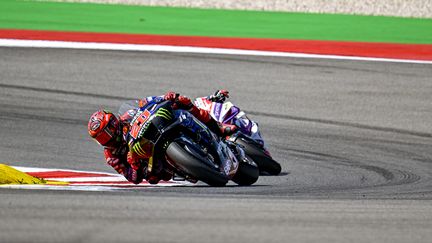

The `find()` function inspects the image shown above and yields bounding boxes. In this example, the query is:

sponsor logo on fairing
[212,103,222,120]
[156,108,173,121]
[130,110,151,139]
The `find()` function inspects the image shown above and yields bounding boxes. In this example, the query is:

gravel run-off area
[43,0,432,18]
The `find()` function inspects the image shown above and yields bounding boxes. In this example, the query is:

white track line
[0,184,182,191]
[13,165,119,176]
[2,166,191,191]
[0,184,124,191]
[45,177,127,182]
[1,39,431,64]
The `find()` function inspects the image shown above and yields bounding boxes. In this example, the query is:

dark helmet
[88,110,120,146]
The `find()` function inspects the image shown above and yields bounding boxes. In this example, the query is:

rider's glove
[221,124,237,136]
[208,89,229,102]
[164,91,193,110]
[163,91,178,102]
[106,157,125,174]
[127,151,141,171]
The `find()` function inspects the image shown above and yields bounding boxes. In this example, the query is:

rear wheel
[235,138,282,175]
[166,142,228,186]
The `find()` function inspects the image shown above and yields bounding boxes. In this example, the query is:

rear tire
[166,142,228,186]
[235,138,282,175]
[232,156,259,186]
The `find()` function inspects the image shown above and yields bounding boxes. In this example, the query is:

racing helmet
[88,110,120,146]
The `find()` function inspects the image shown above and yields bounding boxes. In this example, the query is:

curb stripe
[1,29,432,61]
[1,39,432,64]
[27,171,118,178]
[3,165,191,191]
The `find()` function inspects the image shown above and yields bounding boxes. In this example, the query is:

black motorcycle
[127,99,259,186]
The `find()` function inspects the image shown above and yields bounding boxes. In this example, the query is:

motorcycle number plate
[130,109,151,139]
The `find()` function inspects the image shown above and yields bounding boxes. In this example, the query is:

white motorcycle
[194,94,282,175]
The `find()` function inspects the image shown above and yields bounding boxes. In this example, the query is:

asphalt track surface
[1,47,432,242]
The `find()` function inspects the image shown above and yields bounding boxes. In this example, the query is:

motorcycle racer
[196,89,267,149]
[194,90,282,175]
[88,92,226,184]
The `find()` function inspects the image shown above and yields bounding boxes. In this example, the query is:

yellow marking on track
[0,164,68,185]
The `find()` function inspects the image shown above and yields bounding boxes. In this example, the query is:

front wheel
[165,141,228,187]
[232,156,259,186]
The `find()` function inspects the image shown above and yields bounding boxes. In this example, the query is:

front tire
[232,156,259,186]
[165,142,228,186]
